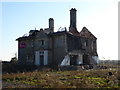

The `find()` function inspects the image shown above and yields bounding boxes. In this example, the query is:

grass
[2,65,120,88]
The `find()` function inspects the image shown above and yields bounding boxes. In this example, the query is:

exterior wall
[52,34,67,66]
[17,31,98,66]
[66,33,98,65]
[67,34,81,52]
[26,40,34,65]
[18,39,34,65]
[35,50,48,65]
[17,8,98,66]
[18,40,27,65]
[34,31,52,65]
[18,30,53,66]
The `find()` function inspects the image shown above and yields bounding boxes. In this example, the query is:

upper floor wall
[66,33,97,55]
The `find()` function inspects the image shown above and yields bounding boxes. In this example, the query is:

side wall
[18,39,34,65]
[66,33,98,65]
[53,34,67,66]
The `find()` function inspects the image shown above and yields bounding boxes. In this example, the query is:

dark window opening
[83,54,89,64]
[41,40,44,45]
[70,55,77,65]
[40,55,44,66]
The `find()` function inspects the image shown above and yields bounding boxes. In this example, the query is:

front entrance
[35,50,48,66]
[83,54,89,64]
[40,55,44,66]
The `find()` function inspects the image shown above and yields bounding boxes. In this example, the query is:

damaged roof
[79,27,97,40]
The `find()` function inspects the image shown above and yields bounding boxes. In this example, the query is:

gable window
[84,40,88,47]
[84,42,86,47]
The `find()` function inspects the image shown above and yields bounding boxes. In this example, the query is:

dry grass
[2,64,120,88]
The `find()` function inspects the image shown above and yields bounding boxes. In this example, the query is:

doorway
[35,50,48,66]
[40,55,44,66]
[83,54,89,64]
[70,55,77,65]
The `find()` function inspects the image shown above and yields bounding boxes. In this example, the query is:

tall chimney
[69,8,79,35]
[49,18,54,32]
[70,8,77,27]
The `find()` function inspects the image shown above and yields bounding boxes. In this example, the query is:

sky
[0,0,119,61]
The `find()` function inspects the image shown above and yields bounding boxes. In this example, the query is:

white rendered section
[77,54,83,64]
[44,50,48,65]
[92,56,99,64]
[60,55,70,66]
[35,51,40,65]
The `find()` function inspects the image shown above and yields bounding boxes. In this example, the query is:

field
[2,64,120,88]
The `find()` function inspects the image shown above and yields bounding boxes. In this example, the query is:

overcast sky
[0,0,119,61]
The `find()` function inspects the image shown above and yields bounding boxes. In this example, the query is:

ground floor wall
[35,50,49,66]
[18,49,98,66]
[18,48,34,65]
[60,53,99,66]
[53,47,67,66]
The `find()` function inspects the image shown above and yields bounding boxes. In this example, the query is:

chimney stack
[70,8,77,27]
[49,18,54,32]
[69,8,79,35]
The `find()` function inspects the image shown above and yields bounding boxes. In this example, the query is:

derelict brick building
[16,8,98,66]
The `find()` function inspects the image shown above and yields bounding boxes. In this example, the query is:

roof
[16,35,34,41]
[16,30,39,41]
[16,27,97,41]
[79,27,97,40]
[49,30,71,36]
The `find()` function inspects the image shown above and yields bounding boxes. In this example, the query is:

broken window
[70,55,77,65]
[27,55,33,62]
[84,40,88,47]
[84,42,86,47]
[83,54,89,64]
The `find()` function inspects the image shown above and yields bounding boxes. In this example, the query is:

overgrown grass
[2,65,120,88]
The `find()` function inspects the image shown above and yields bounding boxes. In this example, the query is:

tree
[10,53,18,64]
